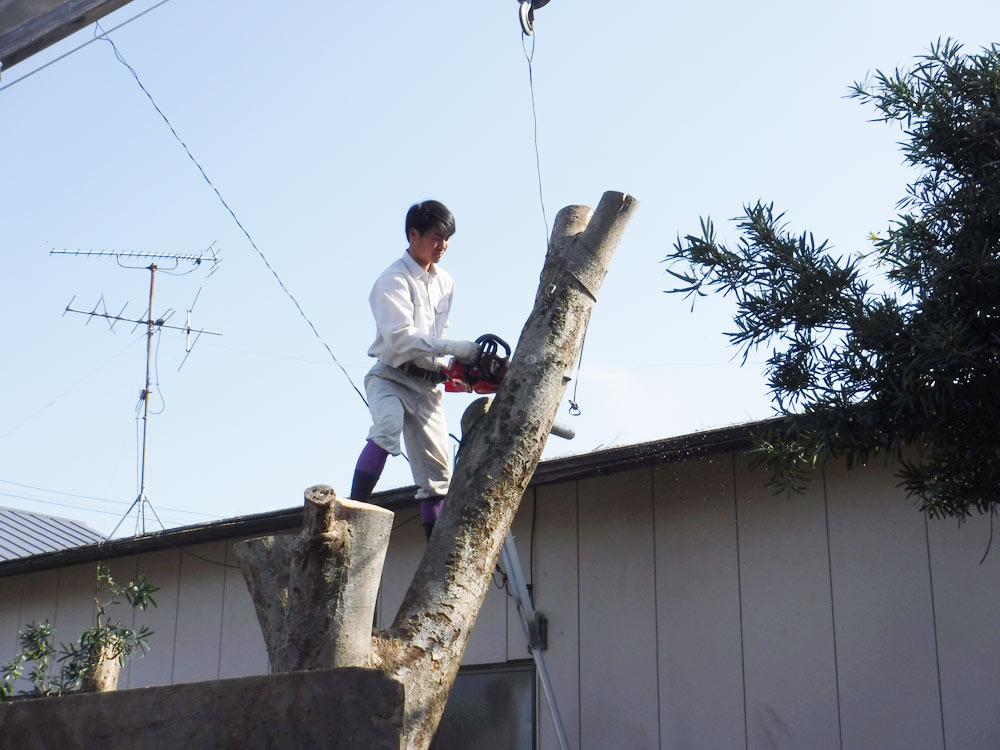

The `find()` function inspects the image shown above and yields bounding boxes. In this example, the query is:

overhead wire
[0,8,434,547]
[93,521,242,569]
[0,0,176,93]
[146,328,166,416]
[0,334,145,443]
[522,17,586,419]
[0,490,218,527]
[6,8,566,533]
[0,490,144,519]
[135,404,142,496]
[1,482,241,568]
[92,22,369,410]
[392,512,421,532]
[522,29,550,244]
[0,479,220,518]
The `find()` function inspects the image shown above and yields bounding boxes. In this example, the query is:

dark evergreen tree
[666,40,1000,520]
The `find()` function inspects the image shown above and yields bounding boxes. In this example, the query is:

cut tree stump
[235,485,394,672]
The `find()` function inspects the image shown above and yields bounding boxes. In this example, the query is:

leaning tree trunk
[235,190,636,749]
[374,190,638,748]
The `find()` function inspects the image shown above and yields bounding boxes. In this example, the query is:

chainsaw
[444,334,511,394]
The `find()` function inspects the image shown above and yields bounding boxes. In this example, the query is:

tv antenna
[53,245,222,537]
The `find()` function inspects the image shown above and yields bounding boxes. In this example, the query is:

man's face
[408,227,450,270]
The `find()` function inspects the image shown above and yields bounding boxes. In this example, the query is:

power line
[93,23,369,410]
[1,491,240,568]
[0,0,176,93]
[0,334,145,443]
[0,490,215,525]
[522,30,549,244]
[522,25,578,420]
[0,479,222,519]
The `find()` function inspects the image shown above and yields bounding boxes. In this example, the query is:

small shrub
[1,565,158,699]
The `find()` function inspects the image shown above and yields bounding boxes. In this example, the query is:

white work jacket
[367,251,455,371]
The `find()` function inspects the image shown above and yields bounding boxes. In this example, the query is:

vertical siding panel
[654,454,744,748]
[736,455,840,750]
[532,481,580,750]
[53,563,98,659]
[170,542,226,684]
[11,569,59,693]
[0,575,23,661]
[927,512,1000,748]
[578,469,658,750]
[461,570,508,666]
[379,504,508,666]
[219,540,269,678]
[129,548,181,688]
[16,569,59,626]
[505,488,535,663]
[378,509,424,630]
[825,460,943,749]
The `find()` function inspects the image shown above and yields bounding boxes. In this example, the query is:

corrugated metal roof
[0,507,105,562]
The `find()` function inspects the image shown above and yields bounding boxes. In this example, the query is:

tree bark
[375,190,638,748]
[235,485,395,672]
[234,534,295,669]
[81,646,120,693]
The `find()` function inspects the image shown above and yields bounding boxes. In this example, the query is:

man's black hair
[405,200,456,239]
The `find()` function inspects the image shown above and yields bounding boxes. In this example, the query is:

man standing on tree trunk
[350,200,480,538]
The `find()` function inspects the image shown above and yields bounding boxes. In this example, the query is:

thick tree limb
[378,190,638,749]
[235,191,636,748]
[235,534,295,668]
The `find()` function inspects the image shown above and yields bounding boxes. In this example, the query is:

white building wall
[2,451,999,749]
[736,452,841,749]
[654,454,744,748]
[926,504,1000,749]
[825,460,944,749]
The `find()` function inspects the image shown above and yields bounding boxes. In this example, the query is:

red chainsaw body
[443,356,509,394]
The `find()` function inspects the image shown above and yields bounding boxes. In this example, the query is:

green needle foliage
[665,39,1000,520]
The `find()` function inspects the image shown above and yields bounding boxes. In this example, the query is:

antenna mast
[54,246,222,536]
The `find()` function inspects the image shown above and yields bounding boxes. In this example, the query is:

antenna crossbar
[55,244,221,536]
[51,248,219,263]
[64,306,222,337]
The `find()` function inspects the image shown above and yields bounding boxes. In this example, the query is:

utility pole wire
[0,335,145,442]
[0,0,175,93]
[92,23,369,410]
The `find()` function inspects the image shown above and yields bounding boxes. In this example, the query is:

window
[433,661,535,749]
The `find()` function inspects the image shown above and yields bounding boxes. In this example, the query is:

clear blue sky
[1,0,997,536]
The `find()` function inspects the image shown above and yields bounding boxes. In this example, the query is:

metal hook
[519,1,534,34]
[518,0,551,35]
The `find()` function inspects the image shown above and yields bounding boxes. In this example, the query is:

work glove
[442,339,479,362]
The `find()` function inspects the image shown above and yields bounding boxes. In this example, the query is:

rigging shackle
[518,0,551,35]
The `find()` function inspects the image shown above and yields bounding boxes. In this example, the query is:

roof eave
[0,417,780,578]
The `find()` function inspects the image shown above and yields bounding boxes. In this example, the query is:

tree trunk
[375,190,638,748]
[235,485,395,672]
[234,190,636,749]
[81,646,120,693]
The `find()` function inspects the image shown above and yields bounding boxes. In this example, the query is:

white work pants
[364,362,451,499]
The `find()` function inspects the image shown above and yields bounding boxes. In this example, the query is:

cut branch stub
[284,487,394,670]
[234,534,295,668]
[236,485,394,673]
